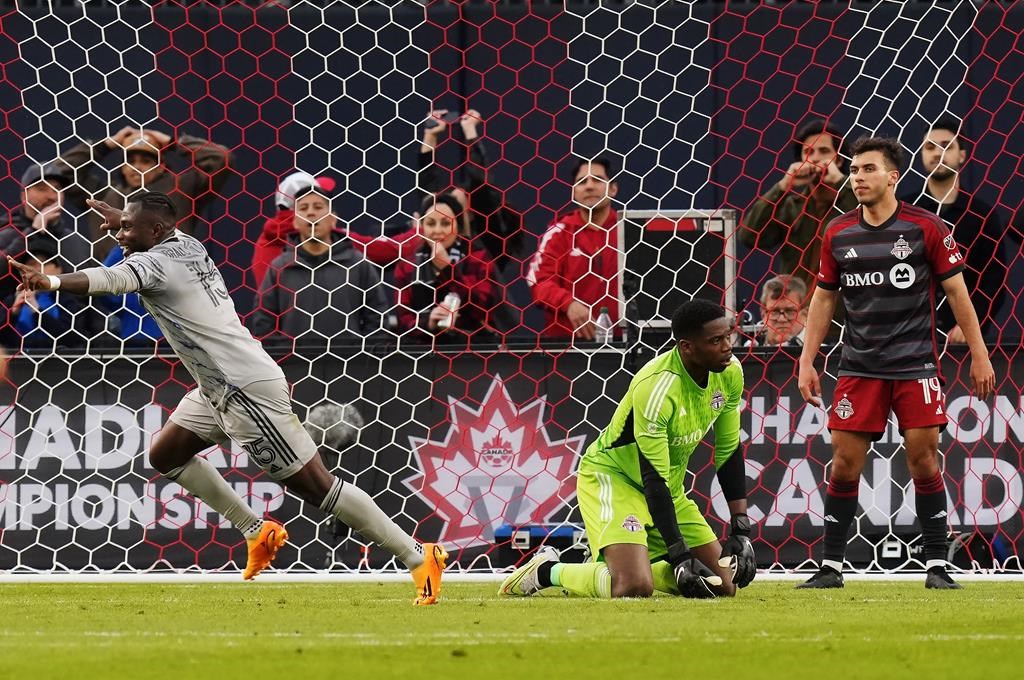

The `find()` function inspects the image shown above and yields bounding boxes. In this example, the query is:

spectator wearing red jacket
[527,158,620,340]
[393,193,498,345]
[251,172,418,289]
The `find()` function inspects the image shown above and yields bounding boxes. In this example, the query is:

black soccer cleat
[925,566,963,590]
[795,565,844,589]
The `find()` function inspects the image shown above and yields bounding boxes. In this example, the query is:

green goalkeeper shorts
[577,458,718,561]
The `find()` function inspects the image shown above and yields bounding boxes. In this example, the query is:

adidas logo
[935,405,943,415]
[844,248,858,259]
[824,514,838,523]
[931,510,948,520]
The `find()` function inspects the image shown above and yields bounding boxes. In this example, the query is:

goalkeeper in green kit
[500,300,755,598]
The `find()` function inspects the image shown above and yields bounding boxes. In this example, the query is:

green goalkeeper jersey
[584,349,744,502]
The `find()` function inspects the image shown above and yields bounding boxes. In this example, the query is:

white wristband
[47,275,61,290]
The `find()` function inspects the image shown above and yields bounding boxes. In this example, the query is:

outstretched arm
[8,257,141,296]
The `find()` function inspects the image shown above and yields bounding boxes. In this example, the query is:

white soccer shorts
[169,378,318,480]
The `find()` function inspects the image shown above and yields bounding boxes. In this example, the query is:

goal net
[0,1,1021,575]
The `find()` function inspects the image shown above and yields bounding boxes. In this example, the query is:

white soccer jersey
[106,233,284,403]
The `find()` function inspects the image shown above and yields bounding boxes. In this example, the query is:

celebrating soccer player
[7,192,448,605]
[499,300,755,599]
[797,137,995,590]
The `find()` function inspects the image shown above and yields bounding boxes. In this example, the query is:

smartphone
[425,111,461,128]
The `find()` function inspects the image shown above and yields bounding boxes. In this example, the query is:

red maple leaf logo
[405,375,586,548]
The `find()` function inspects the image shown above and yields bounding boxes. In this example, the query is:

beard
[927,165,957,182]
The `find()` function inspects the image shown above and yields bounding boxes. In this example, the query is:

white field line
[0,572,1022,584]
[2,629,1023,648]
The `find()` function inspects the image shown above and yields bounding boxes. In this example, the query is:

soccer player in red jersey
[796,137,994,590]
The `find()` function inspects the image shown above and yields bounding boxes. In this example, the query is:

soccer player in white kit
[8,192,447,605]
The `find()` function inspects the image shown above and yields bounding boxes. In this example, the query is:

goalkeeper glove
[719,513,756,588]
[673,556,722,599]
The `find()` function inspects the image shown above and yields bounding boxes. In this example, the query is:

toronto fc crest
[405,375,586,549]
[834,394,855,420]
[891,235,912,260]
[710,390,725,411]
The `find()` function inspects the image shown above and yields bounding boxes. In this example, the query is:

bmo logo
[842,271,884,287]
[889,263,916,289]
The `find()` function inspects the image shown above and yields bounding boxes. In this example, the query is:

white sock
[319,477,424,570]
[822,559,844,573]
[165,456,262,538]
[926,559,948,570]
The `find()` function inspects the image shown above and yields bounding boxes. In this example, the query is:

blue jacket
[100,247,163,343]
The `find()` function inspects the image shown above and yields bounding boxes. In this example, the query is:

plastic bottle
[595,306,614,344]
[437,292,461,329]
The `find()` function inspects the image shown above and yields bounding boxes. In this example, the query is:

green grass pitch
[2,581,1022,679]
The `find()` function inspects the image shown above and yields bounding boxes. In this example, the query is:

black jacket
[249,238,389,348]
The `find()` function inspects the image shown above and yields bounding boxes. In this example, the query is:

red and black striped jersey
[817,202,965,379]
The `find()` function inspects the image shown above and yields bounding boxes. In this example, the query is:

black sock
[914,472,949,563]
[823,477,859,566]
[537,561,554,588]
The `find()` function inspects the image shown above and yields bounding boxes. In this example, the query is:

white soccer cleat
[498,545,560,597]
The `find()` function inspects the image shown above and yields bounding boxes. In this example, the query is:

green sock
[651,560,679,595]
[551,562,612,598]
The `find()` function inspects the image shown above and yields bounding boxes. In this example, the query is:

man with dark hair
[902,117,1007,343]
[499,299,755,600]
[7,191,448,605]
[527,157,621,340]
[798,136,994,590]
[741,119,858,289]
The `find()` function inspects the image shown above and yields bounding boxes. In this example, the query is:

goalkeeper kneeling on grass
[501,300,755,599]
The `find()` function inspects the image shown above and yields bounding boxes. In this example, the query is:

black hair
[792,119,849,166]
[567,156,615,184]
[850,136,905,171]
[928,115,970,155]
[127,191,177,223]
[420,192,463,221]
[671,299,726,341]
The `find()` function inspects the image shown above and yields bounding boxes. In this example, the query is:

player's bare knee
[611,574,654,598]
[148,446,173,474]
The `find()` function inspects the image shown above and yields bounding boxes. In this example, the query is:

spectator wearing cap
[58,126,232,259]
[249,183,389,349]
[250,172,420,289]
[0,162,93,304]
[393,193,499,345]
[0,238,107,352]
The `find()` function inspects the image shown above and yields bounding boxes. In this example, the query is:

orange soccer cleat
[411,543,448,605]
[243,520,288,580]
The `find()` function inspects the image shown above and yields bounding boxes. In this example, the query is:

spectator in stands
[59,126,232,258]
[902,117,1008,343]
[419,108,523,270]
[250,172,419,289]
[740,119,858,289]
[393,193,499,344]
[98,244,163,346]
[0,162,92,303]
[746,275,807,348]
[527,157,620,340]
[249,183,388,348]
[0,238,105,351]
